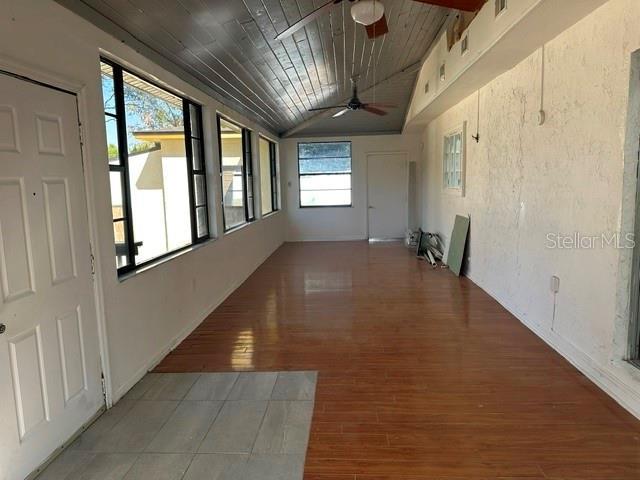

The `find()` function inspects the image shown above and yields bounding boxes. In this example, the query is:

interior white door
[367,153,408,239]
[0,73,103,480]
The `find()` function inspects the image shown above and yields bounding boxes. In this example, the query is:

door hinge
[89,244,96,277]
[101,372,107,403]
[78,122,85,146]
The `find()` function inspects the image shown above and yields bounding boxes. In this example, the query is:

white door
[0,73,104,480]
[367,153,408,239]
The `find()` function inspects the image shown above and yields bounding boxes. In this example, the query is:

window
[298,142,352,207]
[100,59,209,275]
[461,34,469,55]
[440,64,446,82]
[495,0,507,16]
[259,137,278,215]
[443,126,465,193]
[218,116,255,230]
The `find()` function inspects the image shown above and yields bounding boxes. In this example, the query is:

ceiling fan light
[351,0,384,26]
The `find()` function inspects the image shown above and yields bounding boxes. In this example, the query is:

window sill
[261,210,281,219]
[443,187,465,197]
[118,237,217,282]
[627,359,640,371]
[223,220,254,236]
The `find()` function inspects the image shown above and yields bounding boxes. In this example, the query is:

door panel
[367,153,408,239]
[0,179,35,301]
[0,73,103,480]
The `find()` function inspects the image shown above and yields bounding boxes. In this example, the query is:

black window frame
[297,141,353,208]
[259,136,279,216]
[101,57,210,277]
[217,114,256,231]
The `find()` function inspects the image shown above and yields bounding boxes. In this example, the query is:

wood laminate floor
[156,241,640,479]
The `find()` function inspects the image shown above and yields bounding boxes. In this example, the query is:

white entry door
[367,153,409,240]
[0,73,104,480]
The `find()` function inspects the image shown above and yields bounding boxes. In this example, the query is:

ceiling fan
[309,78,396,118]
[274,0,486,41]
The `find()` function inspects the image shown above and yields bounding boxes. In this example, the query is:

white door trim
[0,54,113,407]
[365,151,409,240]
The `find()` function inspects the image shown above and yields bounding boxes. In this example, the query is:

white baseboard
[286,235,366,242]
[466,272,640,420]
[113,240,284,403]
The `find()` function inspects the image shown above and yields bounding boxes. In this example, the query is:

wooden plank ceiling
[62,0,451,136]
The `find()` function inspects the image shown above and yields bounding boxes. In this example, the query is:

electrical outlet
[550,275,560,293]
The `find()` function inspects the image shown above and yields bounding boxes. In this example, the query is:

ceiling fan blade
[275,0,342,41]
[365,13,388,39]
[365,103,397,108]
[308,105,347,112]
[411,0,486,12]
[333,108,350,118]
[362,105,388,116]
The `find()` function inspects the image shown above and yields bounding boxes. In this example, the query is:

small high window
[217,116,255,230]
[461,34,469,55]
[495,0,507,16]
[440,64,446,82]
[100,59,209,275]
[298,142,352,207]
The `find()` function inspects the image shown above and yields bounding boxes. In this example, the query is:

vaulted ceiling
[59,0,452,136]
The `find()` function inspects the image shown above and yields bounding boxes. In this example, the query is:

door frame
[365,151,409,240]
[0,55,113,406]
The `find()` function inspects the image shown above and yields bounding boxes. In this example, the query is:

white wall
[0,0,285,404]
[420,0,640,417]
[282,134,421,241]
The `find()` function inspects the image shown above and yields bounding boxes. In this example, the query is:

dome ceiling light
[350,0,385,26]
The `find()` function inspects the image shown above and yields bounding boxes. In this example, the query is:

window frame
[461,34,469,56]
[297,141,353,209]
[442,123,466,196]
[217,114,256,232]
[495,0,507,17]
[259,135,279,216]
[101,57,210,277]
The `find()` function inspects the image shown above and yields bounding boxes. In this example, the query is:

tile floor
[37,371,317,480]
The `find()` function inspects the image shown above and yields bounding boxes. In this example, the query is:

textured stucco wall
[421,0,640,417]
